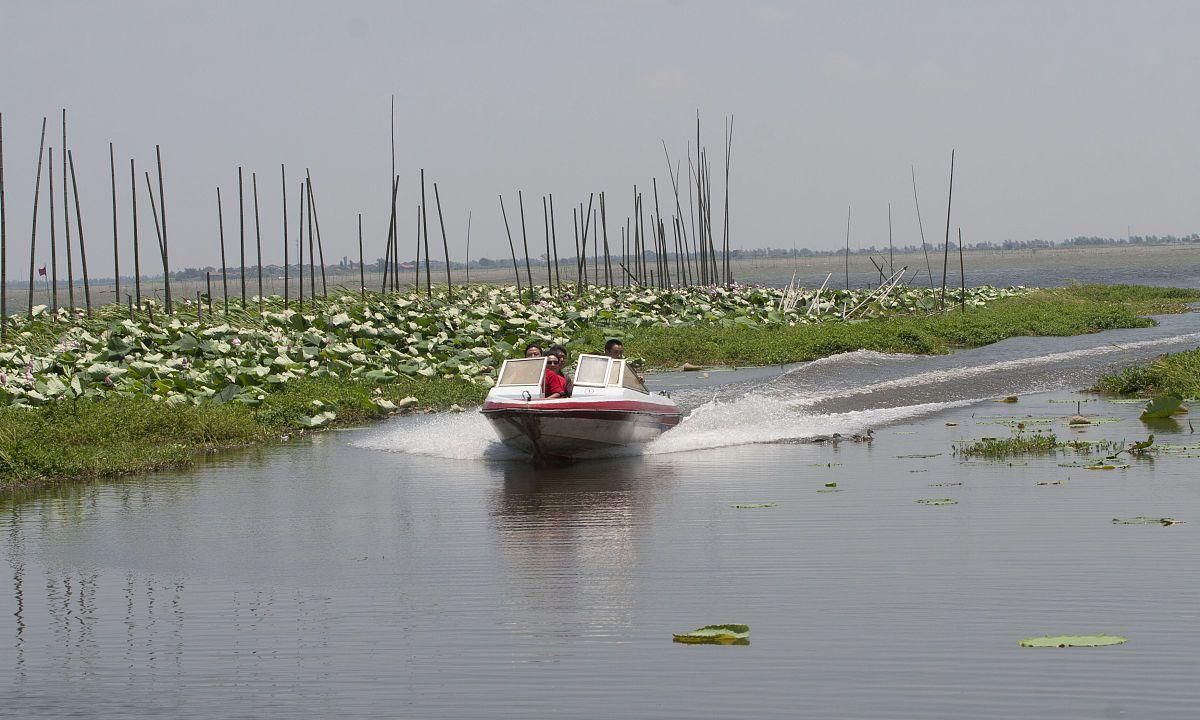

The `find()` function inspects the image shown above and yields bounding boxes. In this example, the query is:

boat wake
[351,321,1200,462]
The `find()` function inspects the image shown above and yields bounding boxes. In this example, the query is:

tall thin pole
[912,165,933,289]
[549,194,560,291]
[420,169,431,296]
[67,151,91,317]
[63,118,74,311]
[130,159,140,306]
[155,145,171,314]
[723,115,733,285]
[958,227,966,311]
[252,172,263,311]
[433,182,452,297]
[143,172,165,310]
[281,164,289,309]
[600,192,612,287]
[217,187,228,314]
[940,149,955,310]
[844,205,851,290]
[542,195,552,288]
[109,143,119,305]
[465,211,472,286]
[49,148,58,313]
[306,180,315,302]
[382,178,396,292]
[887,202,894,276]
[358,213,365,299]
[518,190,532,293]
[306,170,327,297]
[499,195,522,296]
[298,180,305,309]
[26,118,46,318]
[0,113,6,338]
[238,167,246,307]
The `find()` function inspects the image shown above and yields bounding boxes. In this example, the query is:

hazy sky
[2,0,1198,276]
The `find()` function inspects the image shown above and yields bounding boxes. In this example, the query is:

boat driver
[524,343,543,358]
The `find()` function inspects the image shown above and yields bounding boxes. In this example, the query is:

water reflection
[491,459,673,637]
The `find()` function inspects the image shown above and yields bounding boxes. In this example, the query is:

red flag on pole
[38,266,47,277]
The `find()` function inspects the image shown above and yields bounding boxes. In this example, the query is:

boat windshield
[621,363,648,394]
[497,357,546,387]
[606,359,624,386]
[573,354,611,387]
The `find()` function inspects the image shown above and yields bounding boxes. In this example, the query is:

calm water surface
[5,312,1200,718]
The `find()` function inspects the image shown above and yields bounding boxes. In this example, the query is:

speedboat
[481,354,682,461]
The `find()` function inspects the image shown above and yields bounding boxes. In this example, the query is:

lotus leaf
[1019,635,1126,648]
[1141,394,1183,419]
[672,624,750,645]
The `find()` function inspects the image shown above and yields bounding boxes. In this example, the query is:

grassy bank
[2,283,1196,493]
[1095,348,1200,398]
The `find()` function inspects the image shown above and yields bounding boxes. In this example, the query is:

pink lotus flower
[0,373,7,385]
[232,337,242,347]
[104,375,114,387]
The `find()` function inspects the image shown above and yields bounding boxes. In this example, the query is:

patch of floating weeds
[1113,516,1183,526]
[928,481,962,487]
[956,432,1060,460]
[672,624,750,645]
[916,498,957,506]
[732,503,777,509]
[1020,635,1127,648]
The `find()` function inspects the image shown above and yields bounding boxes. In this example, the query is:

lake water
[4,312,1200,718]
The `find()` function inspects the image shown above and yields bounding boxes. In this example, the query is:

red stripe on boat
[482,399,678,414]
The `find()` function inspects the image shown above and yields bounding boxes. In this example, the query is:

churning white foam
[351,409,524,461]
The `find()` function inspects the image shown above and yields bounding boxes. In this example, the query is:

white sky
[1,0,1198,276]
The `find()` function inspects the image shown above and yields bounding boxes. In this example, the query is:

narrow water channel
[4,311,1200,719]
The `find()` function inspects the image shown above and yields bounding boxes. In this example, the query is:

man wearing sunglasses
[542,354,568,399]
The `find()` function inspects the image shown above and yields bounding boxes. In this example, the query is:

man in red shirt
[543,355,568,398]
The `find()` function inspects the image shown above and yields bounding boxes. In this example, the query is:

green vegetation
[956,432,1061,460]
[1,282,1196,493]
[1095,348,1200,398]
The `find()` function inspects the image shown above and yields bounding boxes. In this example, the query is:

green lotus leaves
[1020,635,1126,648]
[672,624,750,645]
[1141,394,1183,419]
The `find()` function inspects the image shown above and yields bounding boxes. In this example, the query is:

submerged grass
[2,283,1196,493]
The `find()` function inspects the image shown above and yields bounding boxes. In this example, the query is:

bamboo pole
[206,272,212,313]
[572,207,580,287]
[940,149,955,310]
[217,187,228,314]
[238,167,246,307]
[298,180,305,309]
[108,143,118,306]
[888,202,894,276]
[844,205,851,290]
[358,213,365,300]
[26,118,46,318]
[281,164,289,309]
[62,113,73,311]
[420,169,431,296]
[465,211,472,286]
[142,172,165,308]
[652,179,664,286]
[549,194,560,291]
[723,115,733,285]
[600,192,612,287]
[958,227,965,311]
[433,182,452,297]
[911,166,933,290]
[0,113,6,339]
[306,180,315,303]
[49,148,58,313]
[592,207,599,288]
[381,180,395,292]
[154,145,171,314]
[498,194,522,297]
[542,195,552,288]
[305,169,327,297]
[252,172,263,312]
[67,150,91,317]
[130,159,140,306]
[518,190,532,295]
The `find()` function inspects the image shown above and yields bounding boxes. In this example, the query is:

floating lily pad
[824,482,837,488]
[1020,635,1126,648]
[672,624,749,645]
[917,498,957,506]
[1141,394,1183,420]
[732,503,776,509]
[897,453,942,459]
[1113,517,1183,526]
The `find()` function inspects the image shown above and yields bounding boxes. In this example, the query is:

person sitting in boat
[543,353,568,399]
[547,344,573,397]
[524,343,543,358]
[604,338,644,383]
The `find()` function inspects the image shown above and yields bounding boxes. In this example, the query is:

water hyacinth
[0,283,1024,408]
